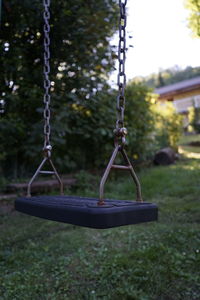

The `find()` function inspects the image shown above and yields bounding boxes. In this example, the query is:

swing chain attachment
[98,145,143,206]
[98,0,143,205]
[27,0,63,197]
[113,127,128,147]
[43,144,52,158]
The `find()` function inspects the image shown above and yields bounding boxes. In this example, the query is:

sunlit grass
[179,145,200,156]
[178,134,200,159]
[178,133,200,145]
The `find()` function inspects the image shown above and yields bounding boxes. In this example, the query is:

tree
[133,66,200,88]
[185,0,200,38]
[0,0,118,177]
[0,0,157,180]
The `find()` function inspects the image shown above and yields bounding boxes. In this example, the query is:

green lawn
[178,133,200,145]
[0,153,200,299]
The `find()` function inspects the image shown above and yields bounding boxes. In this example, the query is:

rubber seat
[15,195,158,229]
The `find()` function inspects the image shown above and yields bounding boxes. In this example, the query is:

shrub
[152,102,183,151]
[124,82,155,161]
[0,81,156,178]
[188,105,200,133]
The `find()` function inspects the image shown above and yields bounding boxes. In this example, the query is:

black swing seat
[15,195,158,229]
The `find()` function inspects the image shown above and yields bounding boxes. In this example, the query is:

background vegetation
[189,106,200,133]
[0,0,118,177]
[133,65,200,88]
[0,1,200,299]
[0,0,183,181]
[185,0,200,38]
[152,102,183,151]
[0,0,197,182]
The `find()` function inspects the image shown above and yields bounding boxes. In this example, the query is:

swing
[15,0,158,229]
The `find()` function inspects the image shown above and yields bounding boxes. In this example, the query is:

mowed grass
[178,134,200,154]
[0,154,200,299]
[178,133,200,145]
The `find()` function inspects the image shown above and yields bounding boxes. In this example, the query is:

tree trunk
[154,147,176,165]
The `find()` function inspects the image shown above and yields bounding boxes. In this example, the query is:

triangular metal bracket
[27,157,63,197]
[99,145,142,205]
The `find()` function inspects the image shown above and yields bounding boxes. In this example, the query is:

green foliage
[152,102,183,150]
[188,105,200,133]
[0,0,184,181]
[1,0,155,180]
[124,82,155,161]
[134,66,200,88]
[185,0,200,38]
[51,82,154,172]
[0,0,118,177]
[1,157,200,299]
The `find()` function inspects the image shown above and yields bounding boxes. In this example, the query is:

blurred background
[0,0,199,182]
[1,2,200,299]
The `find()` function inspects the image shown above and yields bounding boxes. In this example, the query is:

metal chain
[43,0,51,155]
[26,0,64,197]
[114,0,128,146]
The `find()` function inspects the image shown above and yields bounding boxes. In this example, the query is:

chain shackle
[43,0,51,151]
[115,0,127,146]
[114,127,128,147]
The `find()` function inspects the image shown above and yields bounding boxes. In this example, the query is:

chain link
[115,0,128,146]
[43,0,51,151]
[26,0,64,197]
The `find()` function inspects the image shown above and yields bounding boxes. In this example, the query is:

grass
[0,146,200,299]
[179,145,200,154]
[178,133,200,145]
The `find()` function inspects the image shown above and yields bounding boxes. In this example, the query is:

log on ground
[154,147,176,165]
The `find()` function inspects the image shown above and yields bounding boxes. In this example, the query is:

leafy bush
[188,106,200,133]
[124,82,155,161]
[152,102,183,151]
[0,79,155,178]
[51,82,155,171]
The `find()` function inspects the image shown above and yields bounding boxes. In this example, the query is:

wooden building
[155,76,200,114]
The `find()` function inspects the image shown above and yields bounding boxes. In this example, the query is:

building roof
[155,76,200,98]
